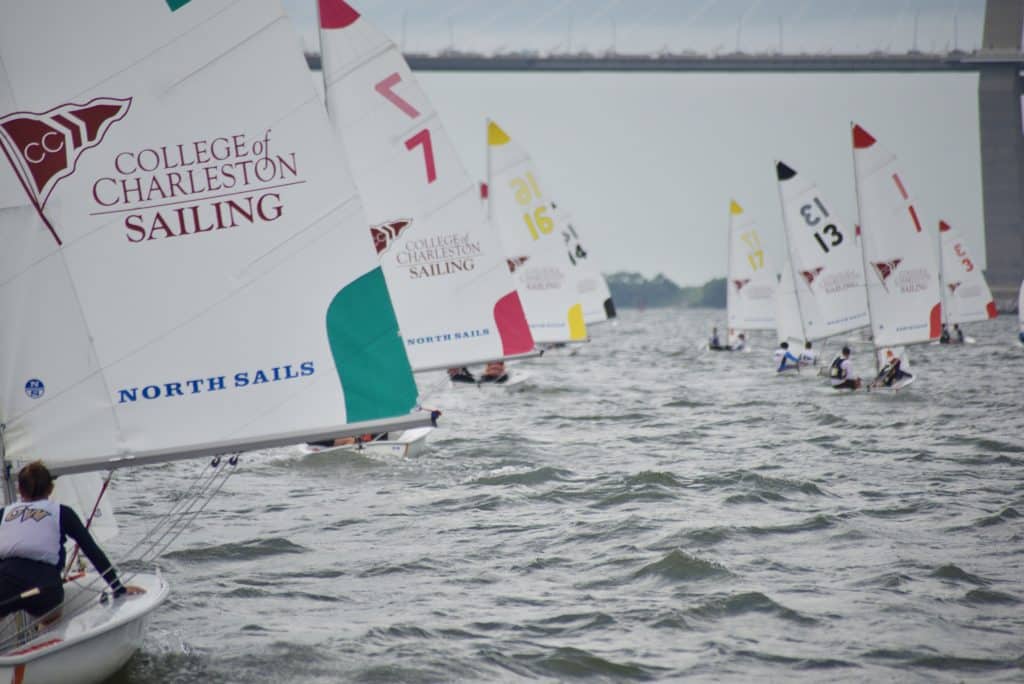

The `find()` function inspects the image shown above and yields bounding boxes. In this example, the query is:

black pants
[0,559,63,617]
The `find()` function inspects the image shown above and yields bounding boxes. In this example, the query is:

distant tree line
[606,272,725,309]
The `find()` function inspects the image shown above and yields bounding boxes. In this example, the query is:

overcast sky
[284,0,986,56]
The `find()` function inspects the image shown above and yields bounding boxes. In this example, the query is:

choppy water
[109,307,1023,683]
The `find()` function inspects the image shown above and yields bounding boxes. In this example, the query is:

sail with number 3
[317,0,536,371]
[774,161,869,343]
[851,123,942,365]
[727,199,776,333]
[486,119,588,344]
[937,219,996,325]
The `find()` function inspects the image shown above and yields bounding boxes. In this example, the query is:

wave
[687,591,817,625]
[472,466,574,486]
[633,549,732,582]
[930,563,990,586]
[163,537,306,562]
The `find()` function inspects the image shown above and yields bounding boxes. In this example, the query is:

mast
[0,423,12,506]
[726,199,734,336]
[775,161,810,345]
[316,1,330,115]
[486,118,493,222]
[850,124,881,375]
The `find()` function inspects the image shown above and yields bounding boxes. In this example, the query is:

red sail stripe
[986,301,997,319]
[929,303,942,339]
[892,173,909,200]
[494,291,534,355]
[907,205,922,232]
[852,124,876,149]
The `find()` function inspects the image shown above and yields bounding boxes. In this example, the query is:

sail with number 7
[317,0,537,371]
[727,199,776,334]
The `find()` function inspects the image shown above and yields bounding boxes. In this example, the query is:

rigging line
[63,472,114,580]
[126,462,232,564]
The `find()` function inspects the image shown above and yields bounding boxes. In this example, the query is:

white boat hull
[0,573,168,684]
[304,427,433,459]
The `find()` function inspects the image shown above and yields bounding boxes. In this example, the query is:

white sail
[775,161,869,341]
[0,0,431,478]
[53,473,117,543]
[727,199,777,330]
[938,220,997,325]
[317,1,536,371]
[547,203,616,325]
[851,124,942,349]
[774,259,805,345]
[486,120,588,344]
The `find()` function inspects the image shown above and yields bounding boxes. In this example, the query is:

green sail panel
[166,0,192,11]
[326,267,417,422]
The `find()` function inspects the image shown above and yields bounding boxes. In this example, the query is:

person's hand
[123,585,146,595]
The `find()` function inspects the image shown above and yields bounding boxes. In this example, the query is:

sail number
[375,72,437,184]
[739,231,764,270]
[511,172,552,240]
[954,243,974,271]
[800,196,843,253]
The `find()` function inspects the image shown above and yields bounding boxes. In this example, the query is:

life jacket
[0,499,61,565]
[829,356,846,379]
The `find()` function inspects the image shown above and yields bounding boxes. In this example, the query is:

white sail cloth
[727,200,776,331]
[938,220,996,325]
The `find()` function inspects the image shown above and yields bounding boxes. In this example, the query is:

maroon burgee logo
[732,278,751,293]
[507,256,529,273]
[871,258,903,291]
[370,219,412,255]
[947,281,961,295]
[0,97,131,245]
[801,267,824,289]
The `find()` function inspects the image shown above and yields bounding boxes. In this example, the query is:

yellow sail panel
[730,199,744,215]
[488,120,511,146]
[568,304,587,340]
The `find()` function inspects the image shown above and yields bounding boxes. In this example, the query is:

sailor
[730,333,747,352]
[939,323,951,344]
[774,341,800,372]
[479,361,508,384]
[829,346,862,390]
[447,367,476,384]
[0,462,144,622]
[799,341,818,366]
[709,327,723,350]
[952,324,965,344]
[875,349,912,387]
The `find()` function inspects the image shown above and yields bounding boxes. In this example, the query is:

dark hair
[780,341,789,349]
[842,346,851,355]
[805,341,812,348]
[17,461,54,500]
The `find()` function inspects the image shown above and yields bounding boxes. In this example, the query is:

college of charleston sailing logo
[371,219,412,255]
[800,267,825,290]
[732,278,751,293]
[0,97,131,245]
[871,258,903,292]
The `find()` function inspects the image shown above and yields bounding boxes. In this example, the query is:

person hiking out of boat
[799,341,817,367]
[774,341,800,373]
[829,346,862,390]
[709,327,724,350]
[939,323,951,344]
[875,349,912,387]
[479,361,508,383]
[447,367,475,384]
[0,462,144,623]
[952,324,965,344]
[730,333,747,351]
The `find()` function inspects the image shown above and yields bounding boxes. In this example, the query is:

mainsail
[547,202,616,325]
[851,123,942,350]
[486,119,587,344]
[317,0,536,371]
[775,161,869,341]
[938,220,997,325]
[727,199,776,331]
[774,259,805,345]
[0,0,431,477]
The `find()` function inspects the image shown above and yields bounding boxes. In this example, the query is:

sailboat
[773,161,870,356]
[486,119,589,345]
[722,199,776,349]
[937,219,997,343]
[851,123,943,389]
[315,0,538,427]
[0,1,433,680]
[545,201,616,327]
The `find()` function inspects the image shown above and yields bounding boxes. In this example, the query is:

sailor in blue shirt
[773,341,800,372]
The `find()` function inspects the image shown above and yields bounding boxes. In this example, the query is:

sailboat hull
[0,573,168,684]
[303,427,434,459]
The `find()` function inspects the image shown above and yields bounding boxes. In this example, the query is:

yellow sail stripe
[488,120,511,146]
[568,303,587,340]
[730,199,744,215]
